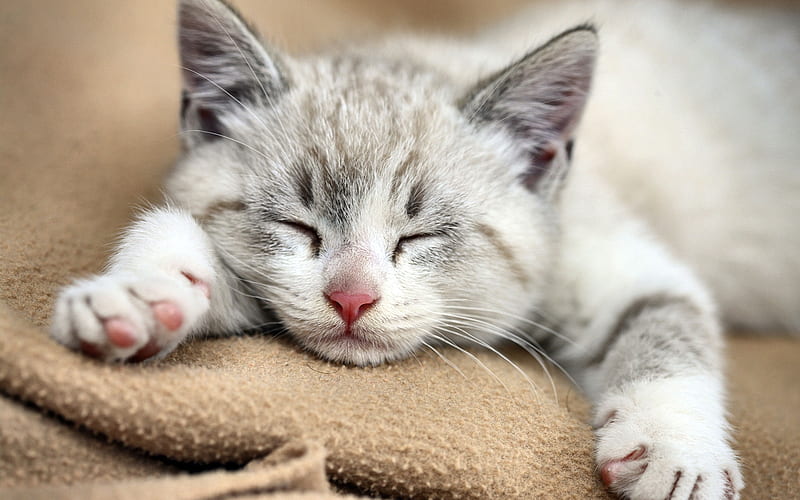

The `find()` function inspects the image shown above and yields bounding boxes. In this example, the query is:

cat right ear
[461,26,597,197]
[178,0,289,147]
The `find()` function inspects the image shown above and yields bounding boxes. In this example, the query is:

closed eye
[278,220,321,255]
[393,233,439,262]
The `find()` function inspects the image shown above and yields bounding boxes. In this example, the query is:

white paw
[50,270,211,361]
[593,375,744,500]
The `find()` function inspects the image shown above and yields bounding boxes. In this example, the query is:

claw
[182,271,210,299]
[600,446,647,487]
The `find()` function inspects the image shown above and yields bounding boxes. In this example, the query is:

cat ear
[178,0,289,145]
[461,26,597,194]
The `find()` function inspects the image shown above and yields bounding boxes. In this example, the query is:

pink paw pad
[104,318,138,348]
[600,446,647,486]
[152,301,183,331]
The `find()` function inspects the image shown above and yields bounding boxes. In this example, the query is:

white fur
[107,208,216,281]
[594,375,743,500]
[52,208,238,360]
[551,170,721,387]
[492,0,800,332]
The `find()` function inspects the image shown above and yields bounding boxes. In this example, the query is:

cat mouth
[310,324,399,357]
[296,325,413,366]
[324,327,388,350]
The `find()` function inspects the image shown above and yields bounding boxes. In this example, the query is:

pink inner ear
[533,143,557,166]
[522,142,560,189]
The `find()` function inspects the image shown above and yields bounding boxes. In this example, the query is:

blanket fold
[3,439,353,500]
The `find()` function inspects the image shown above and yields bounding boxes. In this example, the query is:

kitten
[50,0,800,498]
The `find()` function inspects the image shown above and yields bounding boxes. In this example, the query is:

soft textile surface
[0,303,604,498]
[0,1,798,499]
[3,437,345,500]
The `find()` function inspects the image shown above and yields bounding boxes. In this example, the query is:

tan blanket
[1,1,798,498]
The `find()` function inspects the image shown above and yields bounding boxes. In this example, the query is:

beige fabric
[0,1,798,499]
[0,394,179,487]
[3,439,349,500]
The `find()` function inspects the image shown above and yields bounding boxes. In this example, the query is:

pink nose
[327,291,377,326]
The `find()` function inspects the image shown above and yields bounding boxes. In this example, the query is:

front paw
[594,376,743,500]
[50,271,210,361]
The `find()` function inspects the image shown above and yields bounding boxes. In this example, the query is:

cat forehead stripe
[295,165,314,208]
[390,150,419,194]
[405,181,425,219]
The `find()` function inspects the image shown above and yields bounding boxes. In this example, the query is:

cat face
[167,0,596,365]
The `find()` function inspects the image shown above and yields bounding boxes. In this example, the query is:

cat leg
[50,207,260,361]
[582,297,744,500]
[550,175,745,499]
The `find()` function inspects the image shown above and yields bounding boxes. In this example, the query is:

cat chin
[297,335,418,367]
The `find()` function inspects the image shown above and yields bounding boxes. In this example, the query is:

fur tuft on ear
[461,25,597,192]
[178,0,288,146]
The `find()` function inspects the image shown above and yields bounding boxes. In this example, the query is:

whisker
[218,275,289,303]
[437,310,578,389]
[202,0,271,106]
[197,0,294,139]
[437,314,563,401]
[434,324,541,403]
[409,349,424,368]
[180,65,273,133]
[439,303,578,349]
[244,319,285,330]
[428,330,513,396]
[179,129,271,162]
[419,339,468,381]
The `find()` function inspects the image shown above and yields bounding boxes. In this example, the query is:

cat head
[167,0,596,365]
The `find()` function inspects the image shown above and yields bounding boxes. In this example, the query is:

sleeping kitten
[50,0,800,498]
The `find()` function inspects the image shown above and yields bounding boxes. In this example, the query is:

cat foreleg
[552,181,745,499]
[588,296,744,500]
[581,296,744,500]
[50,207,259,361]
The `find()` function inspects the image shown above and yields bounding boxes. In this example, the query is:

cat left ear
[178,0,289,146]
[461,25,597,195]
